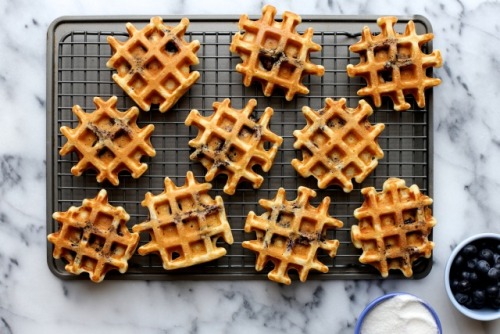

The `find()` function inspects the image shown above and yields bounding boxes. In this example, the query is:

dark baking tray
[46,15,435,281]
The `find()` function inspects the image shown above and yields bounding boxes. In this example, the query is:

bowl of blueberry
[445,233,500,321]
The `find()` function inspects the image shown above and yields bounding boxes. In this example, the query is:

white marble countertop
[1,0,500,333]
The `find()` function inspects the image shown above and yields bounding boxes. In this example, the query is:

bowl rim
[444,232,500,321]
[354,292,442,334]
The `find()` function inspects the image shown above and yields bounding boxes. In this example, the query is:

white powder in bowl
[360,294,439,334]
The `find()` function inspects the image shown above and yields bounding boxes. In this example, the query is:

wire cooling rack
[46,16,434,280]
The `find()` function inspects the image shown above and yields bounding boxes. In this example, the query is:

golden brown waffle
[185,98,283,195]
[351,178,436,278]
[346,16,443,111]
[292,98,385,192]
[48,189,139,282]
[132,171,234,270]
[229,5,325,100]
[59,96,156,186]
[107,16,200,112]
[242,187,343,284]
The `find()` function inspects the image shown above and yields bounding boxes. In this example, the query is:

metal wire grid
[49,19,432,280]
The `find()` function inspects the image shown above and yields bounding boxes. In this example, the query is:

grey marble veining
[1,0,500,333]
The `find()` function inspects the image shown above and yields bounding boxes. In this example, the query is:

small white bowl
[445,233,500,321]
[354,292,442,334]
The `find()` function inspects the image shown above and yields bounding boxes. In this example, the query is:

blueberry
[453,254,465,268]
[463,244,478,258]
[493,253,500,264]
[461,271,479,283]
[451,279,460,291]
[476,259,491,275]
[480,248,495,263]
[462,271,472,280]
[466,258,478,271]
[466,297,479,309]
[491,298,500,310]
[486,285,499,298]
[458,279,472,293]
[488,267,500,280]
[454,292,470,305]
[472,289,486,305]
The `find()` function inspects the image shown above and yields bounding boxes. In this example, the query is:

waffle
[106,16,200,112]
[242,187,343,284]
[351,178,436,278]
[59,96,156,186]
[185,98,283,195]
[48,189,139,282]
[292,98,384,192]
[346,16,443,111]
[132,171,234,270]
[229,5,325,100]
